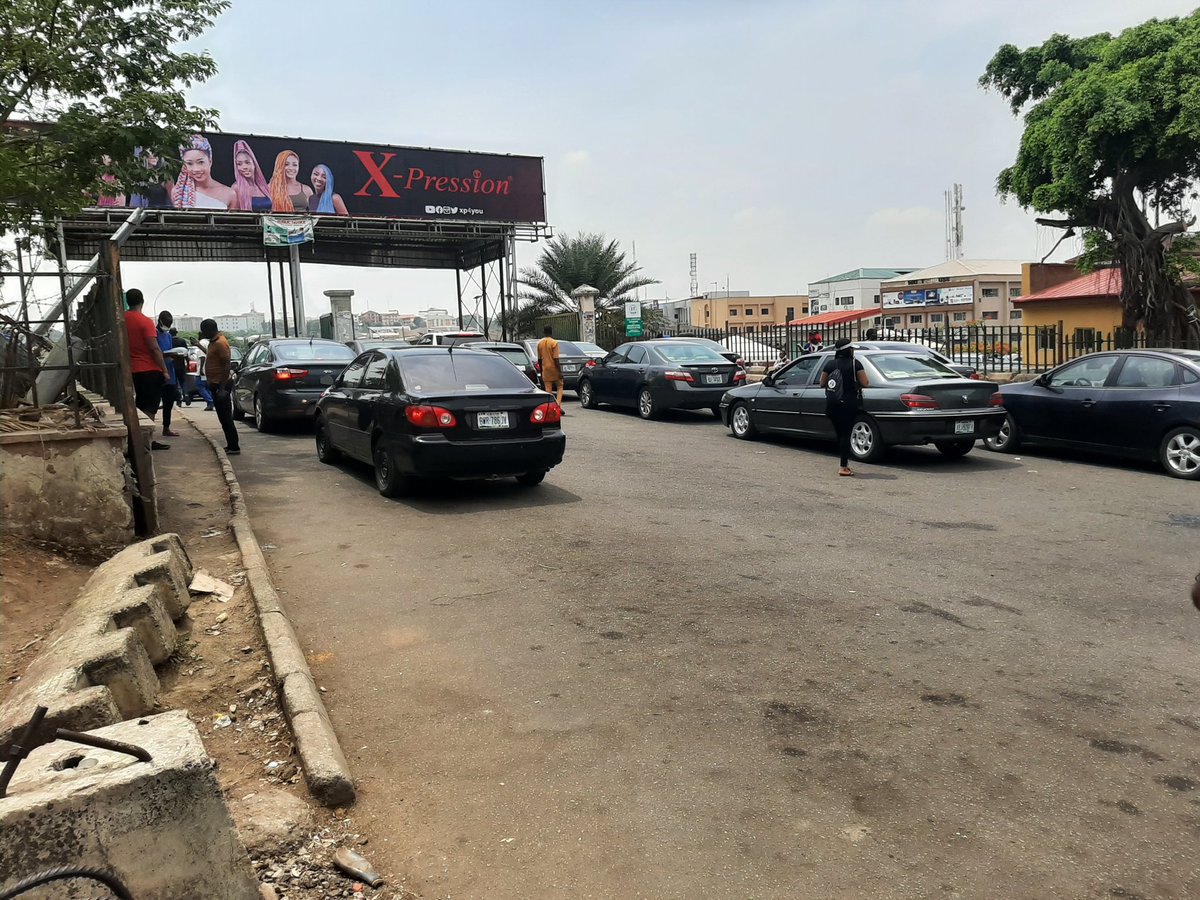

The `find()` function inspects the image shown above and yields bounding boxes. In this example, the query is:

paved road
[195,399,1200,899]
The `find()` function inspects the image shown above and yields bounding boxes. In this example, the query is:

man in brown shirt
[200,318,240,454]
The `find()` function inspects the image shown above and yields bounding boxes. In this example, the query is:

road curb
[185,414,356,807]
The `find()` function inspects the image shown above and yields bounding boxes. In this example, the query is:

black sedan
[578,340,744,419]
[521,338,592,392]
[719,349,1005,461]
[233,339,357,432]
[313,347,566,496]
[463,341,539,385]
[984,349,1200,480]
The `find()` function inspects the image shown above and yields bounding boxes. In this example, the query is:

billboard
[96,131,547,224]
[882,285,974,308]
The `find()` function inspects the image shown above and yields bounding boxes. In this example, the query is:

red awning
[786,308,879,327]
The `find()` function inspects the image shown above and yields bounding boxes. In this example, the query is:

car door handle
[1081,399,1095,408]
[1153,402,1170,411]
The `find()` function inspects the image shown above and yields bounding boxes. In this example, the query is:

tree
[981,11,1200,342]
[515,232,659,321]
[1,1,227,246]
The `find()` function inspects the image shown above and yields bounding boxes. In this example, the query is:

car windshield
[867,353,961,380]
[653,343,731,363]
[400,352,533,392]
[274,342,355,362]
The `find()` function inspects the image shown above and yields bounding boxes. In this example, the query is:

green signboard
[625,317,644,337]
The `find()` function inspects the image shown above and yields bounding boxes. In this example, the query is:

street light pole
[152,280,184,314]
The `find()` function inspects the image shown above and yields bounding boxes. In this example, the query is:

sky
[11,0,1200,321]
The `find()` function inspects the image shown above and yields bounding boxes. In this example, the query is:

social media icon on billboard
[425,205,436,214]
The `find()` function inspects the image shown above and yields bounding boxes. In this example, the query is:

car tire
[373,441,414,497]
[637,387,658,420]
[984,412,1021,453]
[579,379,598,410]
[730,402,757,440]
[935,439,974,458]
[1160,426,1200,480]
[315,418,341,464]
[516,469,546,487]
[848,415,886,463]
[253,394,273,433]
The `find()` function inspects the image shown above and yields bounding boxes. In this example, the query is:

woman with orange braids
[171,135,237,209]
[268,150,313,212]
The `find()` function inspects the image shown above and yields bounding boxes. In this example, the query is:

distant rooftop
[813,267,918,284]
[883,259,1024,285]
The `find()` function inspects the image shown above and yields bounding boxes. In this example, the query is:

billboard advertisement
[882,285,974,308]
[94,131,547,224]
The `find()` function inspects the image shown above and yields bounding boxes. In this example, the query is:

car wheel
[637,387,658,420]
[984,413,1021,453]
[730,402,757,440]
[579,379,598,409]
[373,441,414,497]
[253,394,273,433]
[516,469,546,487]
[1160,426,1200,480]
[935,439,975,458]
[315,418,341,464]
[849,416,886,463]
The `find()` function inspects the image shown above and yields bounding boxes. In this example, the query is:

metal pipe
[0,705,47,799]
[0,867,133,900]
[53,728,152,762]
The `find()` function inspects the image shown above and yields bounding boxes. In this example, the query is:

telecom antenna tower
[689,253,698,297]
[944,183,964,260]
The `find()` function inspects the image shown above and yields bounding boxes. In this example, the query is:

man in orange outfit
[537,324,565,411]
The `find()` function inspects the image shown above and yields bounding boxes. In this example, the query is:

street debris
[189,568,235,602]
[333,847,385,888]
[249,817,406,898]
[213,714,233,729]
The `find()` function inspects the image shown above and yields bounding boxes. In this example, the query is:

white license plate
[477,412,510,429]
[562,364,578,372]
[705,374,724,384]
[954,420,974,435]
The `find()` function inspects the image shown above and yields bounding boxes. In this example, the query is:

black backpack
[824,361,851,402]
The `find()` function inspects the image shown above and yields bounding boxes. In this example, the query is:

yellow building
[688,294,809,333]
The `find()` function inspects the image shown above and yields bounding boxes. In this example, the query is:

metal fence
[527,314,1200,375]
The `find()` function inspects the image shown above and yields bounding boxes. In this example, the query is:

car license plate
[562,364,578,372]
[705,374,724,384]
[954,420,974,435]
[477,411,510,429]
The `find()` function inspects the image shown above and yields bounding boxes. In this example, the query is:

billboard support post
[455,266,464,330]
[480,260,489,337]
[277,258,290,337]
[265,258,277,337]
[498,240,507,342]
[289,243,306,336]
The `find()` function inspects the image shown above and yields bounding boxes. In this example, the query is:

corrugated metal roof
[1014,268,1121,303]
[813,267,917,284]
[787,308,879,327]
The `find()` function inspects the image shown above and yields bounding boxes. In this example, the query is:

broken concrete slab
[0,710,259,900]
[230,787,316,854]
[0,533,193,754]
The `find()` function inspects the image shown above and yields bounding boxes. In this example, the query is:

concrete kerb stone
[184,415,355,807]
[0,534,194,754]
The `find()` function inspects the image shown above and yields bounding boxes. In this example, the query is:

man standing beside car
[200,318,241,455]
[537,325,565,411]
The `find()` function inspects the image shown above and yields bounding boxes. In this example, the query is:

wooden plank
[102,241,158,535]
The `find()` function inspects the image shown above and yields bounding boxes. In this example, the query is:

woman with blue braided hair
[309,164,348,215]
[171,134,237,210]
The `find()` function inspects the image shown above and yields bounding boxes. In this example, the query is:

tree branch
[1035,217,1086,230]
[1142,220,1188,246]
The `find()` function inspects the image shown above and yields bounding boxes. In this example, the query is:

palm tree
[516,232,659,317]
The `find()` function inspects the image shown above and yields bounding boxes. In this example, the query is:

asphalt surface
[193,398,1200,899]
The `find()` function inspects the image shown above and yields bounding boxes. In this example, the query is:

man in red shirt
[124,288,172,449]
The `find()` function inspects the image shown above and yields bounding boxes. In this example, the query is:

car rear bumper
[396,430,566,477]
[262,389,325,418]
[656,383,734,410]
[874,407,1006,444]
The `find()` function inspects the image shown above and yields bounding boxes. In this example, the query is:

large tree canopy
[981,10,1200,341]
[0,0,227,244]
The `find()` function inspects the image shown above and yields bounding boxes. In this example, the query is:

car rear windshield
[400,353,533,392]
[555,341,585,356]
[490,349,531,367]
[654,343,731,363]
[868,353,961,380]
[274,342,355,362]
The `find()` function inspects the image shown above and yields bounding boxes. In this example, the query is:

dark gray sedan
[719,349,1005,462]
[579,340,745,418]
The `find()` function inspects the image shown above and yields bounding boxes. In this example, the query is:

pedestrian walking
[156,312,183,437]
[200,318,241,454]
[123,288,172,450]
[537,325,565,411]
[820,338,869,477]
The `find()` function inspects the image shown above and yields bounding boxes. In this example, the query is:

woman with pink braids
[232,140,272,213]
[171,135,237,210]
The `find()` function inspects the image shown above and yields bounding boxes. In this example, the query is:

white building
[418,307,457,331]
[807,267,918,317]
[214,311,266,334]
[654,298,693,329]
[879,259,1025,330]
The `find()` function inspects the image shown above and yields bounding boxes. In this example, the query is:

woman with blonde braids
[268,150,312,213]
[171,135,237,210]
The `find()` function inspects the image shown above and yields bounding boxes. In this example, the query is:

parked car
[720,349,1005,461]
[313,347,566,496]
[520,338,592,391]
[666,336,745,367]
[578,340,745,419]
[411,331,485,347]
[852,340,979,379]
[462,341,538,384]
[573,341,608,360]
[232,338,357,431]
[346,339,419,355]
[984,349,1200,480]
